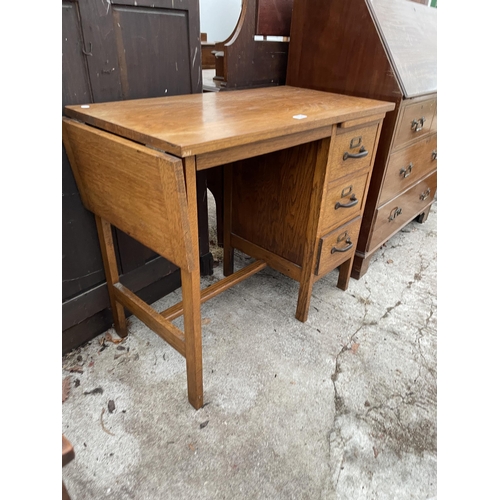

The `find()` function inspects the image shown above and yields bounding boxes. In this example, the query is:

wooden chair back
[213,0,293,89]
[62,117,195,272]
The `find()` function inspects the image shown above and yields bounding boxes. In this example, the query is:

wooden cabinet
[286,0,437,278]
[62,0,208,353]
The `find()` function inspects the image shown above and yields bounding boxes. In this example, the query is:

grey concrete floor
[62,194,437,500]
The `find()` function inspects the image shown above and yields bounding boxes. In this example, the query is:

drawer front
[321,171,370,232]
[393,98,436,150]
[369,171,437,253]
[316,217,362,276]
[380,133,437,206]
[328,123,379,182]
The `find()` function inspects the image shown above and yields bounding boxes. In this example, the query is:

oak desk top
[64,85,394,158]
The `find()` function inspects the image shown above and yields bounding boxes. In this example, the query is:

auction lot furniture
[62,86,393,409]
[287,0,437,278]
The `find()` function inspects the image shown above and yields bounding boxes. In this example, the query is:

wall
[200,0,242,42]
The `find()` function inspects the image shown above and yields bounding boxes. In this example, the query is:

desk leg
[95,215,128,337]
[295,137,332,323]
[337,257,354,291]
[223,163,234,276]
[183,157,204,409]
[296,280,314,323]
[182,269,203,409]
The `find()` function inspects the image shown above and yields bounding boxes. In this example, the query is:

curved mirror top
[200,0,242,42]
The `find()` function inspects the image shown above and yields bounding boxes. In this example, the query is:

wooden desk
[62,86,394,409]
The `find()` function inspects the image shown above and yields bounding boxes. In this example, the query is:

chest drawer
[393,98,436,150]
[379,133,437,206]
[321,171,370,233]
[316,217,361,276]
[328,123,379,182]
[368,171,437,253]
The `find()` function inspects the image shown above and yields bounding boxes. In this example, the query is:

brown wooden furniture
[201,32,216,70]
[62,435,75,500]
[287,0,437,278]
[62,0,210,354]
[62,86,393,409]
[211,0,293,90]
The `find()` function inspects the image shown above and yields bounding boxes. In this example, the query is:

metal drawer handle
[411,117,426,132]
[400,162,413,178]
[335,194,358,209]
[331,237,353,254]
[420,188,431,201]
[431,150,437,161]
[389,207,403,221]
[343,146,368,161]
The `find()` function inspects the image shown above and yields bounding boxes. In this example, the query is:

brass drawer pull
[343,146,368,161]
[331,237,353,254]
[431,150,437,161]
[420,188,431,201]
[400,162,413,178]
[389,207,403,221]
[335,194,358,209]
[411,117,426,132]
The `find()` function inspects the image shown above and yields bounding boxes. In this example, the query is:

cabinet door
[62,0,204,352]
[75,0,202,274]
[62,0,104,302]
[76,0,201,103]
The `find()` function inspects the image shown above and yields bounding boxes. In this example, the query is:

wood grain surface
[367,0,437,98]
[64,86,394,157]
[62,118,195,272]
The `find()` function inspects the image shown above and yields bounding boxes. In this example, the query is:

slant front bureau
[62,86,394,409]
[287,0,437,279]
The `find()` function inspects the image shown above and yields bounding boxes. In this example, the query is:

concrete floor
[62,195,437,500]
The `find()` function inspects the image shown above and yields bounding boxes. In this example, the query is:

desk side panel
[230,140,323,266]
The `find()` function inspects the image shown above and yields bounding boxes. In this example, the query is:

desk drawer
[316,217,361,276]
[393,98,436,150]
[328,123,379,182]
[368,171,437,253]
[321,171,370,232]
[379,133,437,206]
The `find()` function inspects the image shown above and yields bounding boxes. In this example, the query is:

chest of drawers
[286,0,437,278]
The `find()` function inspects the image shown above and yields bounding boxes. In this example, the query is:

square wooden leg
[337,257,354,291]
[182,156,204,409]
[223,163,234,276]
[416,204,432,224]
[181,269,204,409]
[95,215,128,337]
[295,138,332,323]
[296,279,314,322]
[351,252,372,280]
